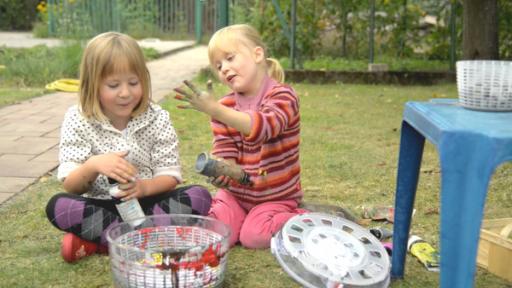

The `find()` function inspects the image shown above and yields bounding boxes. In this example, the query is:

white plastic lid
[272,213,390,288]
[407,235,423,251]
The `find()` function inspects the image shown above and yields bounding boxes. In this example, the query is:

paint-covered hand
[208,175,233,188]
[174,80,217,114]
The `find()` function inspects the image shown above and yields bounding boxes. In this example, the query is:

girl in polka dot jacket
[175,24,305,249]
[46,32,212,263]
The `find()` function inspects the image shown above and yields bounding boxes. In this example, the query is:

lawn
[0,81,511,287]
[0,87,46,108]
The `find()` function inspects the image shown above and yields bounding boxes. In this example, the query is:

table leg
[438,134,495,288]
[391,121,425,278]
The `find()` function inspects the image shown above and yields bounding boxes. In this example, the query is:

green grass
[0,88,46,108]
[1,82,511,287]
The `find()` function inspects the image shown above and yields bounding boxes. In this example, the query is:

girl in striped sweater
[175,24,305,249]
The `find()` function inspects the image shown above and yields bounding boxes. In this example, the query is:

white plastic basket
[456,60,512,111]
[106,215,231,288]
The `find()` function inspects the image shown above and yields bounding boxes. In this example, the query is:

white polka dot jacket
[58,103,182,199]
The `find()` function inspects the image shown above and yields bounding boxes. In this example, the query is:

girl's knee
[46,193,65,223]
[45,192,67,225]
[185,185,212,215]
[45,192,84,230]
[193,185,212,202]
[239,228,272,249]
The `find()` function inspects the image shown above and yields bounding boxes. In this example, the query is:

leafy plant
[0,0,39,30]
[0,43,83,87]
[53,2,94,39]
[0,44,160,88]
[119,0,160,39]
[141,47,160,61]
[227,0,471,62]
[498,0,512,59]
[32,1,49,38]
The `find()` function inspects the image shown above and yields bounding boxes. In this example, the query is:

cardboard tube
[195,152,252,186]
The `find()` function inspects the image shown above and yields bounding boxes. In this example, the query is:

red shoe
[61,233,98,263]
[97,245,109,255]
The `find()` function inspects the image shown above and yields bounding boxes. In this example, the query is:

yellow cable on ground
[45,79,80,92]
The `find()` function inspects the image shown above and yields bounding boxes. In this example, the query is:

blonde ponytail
[266,58,285,83]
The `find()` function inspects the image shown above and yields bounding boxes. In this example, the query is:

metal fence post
[290,0,297,69]
[271,0,301,69]
[216,0,229,30]
[48,0,56,37]
[369,0,375,64]
[449,0,457,71]
[195,0,203,43]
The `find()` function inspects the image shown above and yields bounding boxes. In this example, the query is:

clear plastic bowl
[106,214,231,288]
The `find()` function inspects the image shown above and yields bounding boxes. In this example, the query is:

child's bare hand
[208,175,232,188]
[115,179,147,201]
[88,151,137,184]
[174,80,216,113]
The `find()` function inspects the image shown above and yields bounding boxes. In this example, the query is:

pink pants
[208,189,305,249]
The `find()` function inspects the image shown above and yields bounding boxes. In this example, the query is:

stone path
[0,31,194,53]
[0,40,209,205]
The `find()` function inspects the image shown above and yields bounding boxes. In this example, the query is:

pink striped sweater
[211,76,303,208]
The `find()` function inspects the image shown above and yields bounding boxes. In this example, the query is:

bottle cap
[369,228,383,239]
[407,235,422,251]
[108,177,120,198]
[109,185,121,198]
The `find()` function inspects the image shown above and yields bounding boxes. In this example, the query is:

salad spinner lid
[271,213,390,288]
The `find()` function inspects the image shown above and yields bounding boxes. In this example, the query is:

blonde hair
[208,24,285,83]
[79,32,151,121]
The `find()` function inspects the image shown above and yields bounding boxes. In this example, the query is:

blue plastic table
[391,100,512,288]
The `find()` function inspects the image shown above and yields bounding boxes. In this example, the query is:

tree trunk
[462,0,499,59]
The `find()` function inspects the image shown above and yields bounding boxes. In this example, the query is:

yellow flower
[37,1,47,13]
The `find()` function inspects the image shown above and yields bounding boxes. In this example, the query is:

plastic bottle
[407,235,440,272]
[108,177,146,227]
[369,227,393,240]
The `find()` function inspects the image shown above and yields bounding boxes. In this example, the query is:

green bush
[0,42,83,87]
[0,0,39,30]
[141,48,160,61]
[32,21,49,38]
[0,44,162,87]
